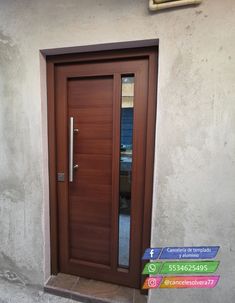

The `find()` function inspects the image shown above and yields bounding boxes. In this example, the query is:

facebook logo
[142,248,162,260]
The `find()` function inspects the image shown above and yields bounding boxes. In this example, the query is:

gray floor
[0,278,79,303]
[0,274,146,303]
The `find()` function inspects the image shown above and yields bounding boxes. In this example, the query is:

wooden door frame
[45,40,158,282]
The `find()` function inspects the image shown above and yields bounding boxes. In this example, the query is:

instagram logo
[148,278,157,288]
[142,277,162,289]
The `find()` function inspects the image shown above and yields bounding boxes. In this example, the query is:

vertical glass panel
[118,75,134,268]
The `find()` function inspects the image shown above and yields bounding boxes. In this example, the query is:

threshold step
[44,273,147,303]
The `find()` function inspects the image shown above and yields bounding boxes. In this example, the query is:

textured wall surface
[0,0,234,302]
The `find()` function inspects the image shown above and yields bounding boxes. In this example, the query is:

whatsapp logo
[142,262,162,275]
[148,263,157,273]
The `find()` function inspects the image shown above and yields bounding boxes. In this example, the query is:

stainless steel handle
[69,117,79,182]
[69,117,74,182]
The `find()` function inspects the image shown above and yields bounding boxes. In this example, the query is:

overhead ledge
[149,0,202,11]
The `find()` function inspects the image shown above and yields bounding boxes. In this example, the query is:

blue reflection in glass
[118,76,134,268]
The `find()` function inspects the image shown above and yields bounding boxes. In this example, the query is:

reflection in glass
[118,76,134,268]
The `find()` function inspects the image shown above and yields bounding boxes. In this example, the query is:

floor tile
[47,273,78,290]
[72,278,134,303]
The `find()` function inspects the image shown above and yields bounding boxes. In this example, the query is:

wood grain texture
[68,76,113,266]
[47,47,158,288]
[46,61,58,274]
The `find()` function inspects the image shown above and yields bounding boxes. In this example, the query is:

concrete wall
[0,0,234,302]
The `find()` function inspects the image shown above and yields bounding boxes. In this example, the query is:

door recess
[46,42,158,289]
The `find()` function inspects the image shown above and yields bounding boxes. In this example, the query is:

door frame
[46,40,158,283]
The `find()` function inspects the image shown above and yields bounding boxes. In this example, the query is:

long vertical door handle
[69,117,74,182]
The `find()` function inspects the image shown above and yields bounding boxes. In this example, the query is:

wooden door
[47,47,157,289]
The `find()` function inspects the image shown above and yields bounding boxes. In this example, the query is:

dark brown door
[49,48,157,289]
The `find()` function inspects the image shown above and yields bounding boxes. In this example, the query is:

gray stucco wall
[0,0,234,302]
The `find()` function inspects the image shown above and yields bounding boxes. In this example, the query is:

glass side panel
[118,75,134,268]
